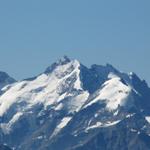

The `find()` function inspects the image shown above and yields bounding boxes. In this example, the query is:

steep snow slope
[0,58,89,116]
[0,57,90,141]
[84,73,133,111]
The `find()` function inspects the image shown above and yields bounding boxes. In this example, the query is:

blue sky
[0,0,150,84]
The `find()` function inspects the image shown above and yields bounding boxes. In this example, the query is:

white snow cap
[84,73,133,111]
[0,56,87,117]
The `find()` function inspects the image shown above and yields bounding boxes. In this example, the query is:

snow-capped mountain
[0,56,150,150]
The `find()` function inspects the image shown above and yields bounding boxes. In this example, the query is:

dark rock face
[0,57,150,150]
[0,145,12,150]
[0,71,16,95]
[0,71,15,86]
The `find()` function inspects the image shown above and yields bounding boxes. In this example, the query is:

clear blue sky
[0,0,150,84]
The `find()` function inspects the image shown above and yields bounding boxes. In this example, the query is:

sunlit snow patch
[50,117,72,138]
[145,116,150,123]
[1,112,23,134]
[85,120,121,132]
[84,75,132,111]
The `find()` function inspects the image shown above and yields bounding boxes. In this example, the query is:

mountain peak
[0,71,16,90]
[44,56,72,73]
[57,55,71,64]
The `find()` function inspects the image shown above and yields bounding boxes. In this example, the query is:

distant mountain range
[0,56,150,150]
